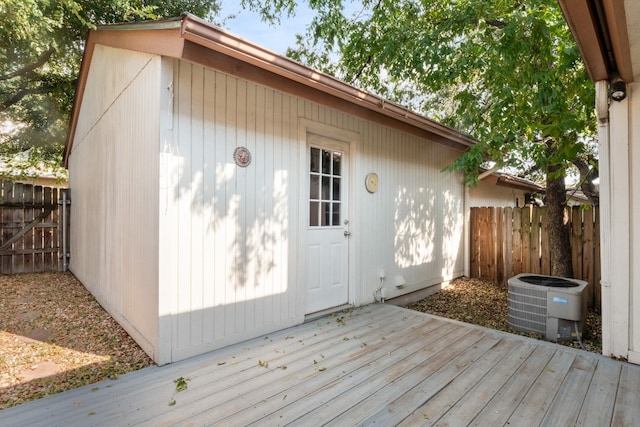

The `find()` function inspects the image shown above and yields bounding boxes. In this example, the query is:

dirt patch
[0,272,153,409]
[406,276,602,354]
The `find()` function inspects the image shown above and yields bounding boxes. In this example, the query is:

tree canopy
[3,0,597,275]
[279,0,596,184]
[240,0,597,275]
[0,0,220,167]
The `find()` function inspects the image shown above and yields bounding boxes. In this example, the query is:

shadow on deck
[3,304,639,426]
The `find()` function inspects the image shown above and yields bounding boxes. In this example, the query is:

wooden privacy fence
[0,180,70,274]
[470,206,600,310]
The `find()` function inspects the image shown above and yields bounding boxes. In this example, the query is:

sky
[218,1,317,54]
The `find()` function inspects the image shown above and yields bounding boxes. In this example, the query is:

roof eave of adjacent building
[556,0,633,83]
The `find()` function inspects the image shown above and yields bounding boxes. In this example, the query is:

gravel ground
[0,273,602,410]
[406,276,603,354]
[0,272,153,409]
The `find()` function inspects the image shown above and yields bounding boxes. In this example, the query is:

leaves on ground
[406,277,602,353]
[0,273,153,409]
[174,377,189,392]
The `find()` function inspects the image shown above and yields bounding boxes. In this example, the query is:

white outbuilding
[65,14,476,364]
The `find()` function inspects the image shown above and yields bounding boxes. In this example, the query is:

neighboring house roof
[480,169,594,205]
[480,171,545,193]
[64,13,477,166]
[557,0,639,83]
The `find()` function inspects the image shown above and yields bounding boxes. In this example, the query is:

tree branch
[572,157,599,205]
[1,85,50,113]
[485,19,507,29]
[0,47,56,81]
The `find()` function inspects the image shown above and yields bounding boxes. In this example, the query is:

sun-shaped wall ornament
[233,146,252,167]
[365,172,379,193]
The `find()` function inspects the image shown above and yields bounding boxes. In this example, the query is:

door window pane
[332,178,340,201]
[321,202,331,226]
[309,201,319,226]
[322,149,331,174]
[310,175,319,200]
[322,176,331,200]
[332,202,340,226]
[333,152,342,176]
[310,147,320,173]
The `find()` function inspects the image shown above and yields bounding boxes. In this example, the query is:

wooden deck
[3,304,639,426]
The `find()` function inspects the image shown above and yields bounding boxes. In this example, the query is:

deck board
[470,345,557,426]
[541,354,598,426]
[3,304,639,427]
[398,337,519,426]
[611,364,640,425]
[575,360,621,426]
[427,339,538,426]
[506,349,576,425]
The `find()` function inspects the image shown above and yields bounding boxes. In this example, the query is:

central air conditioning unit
[507,273,588,342]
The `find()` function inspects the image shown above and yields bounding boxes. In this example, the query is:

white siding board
[175,60,193,352]
[262,87,276,325]
[190,64,205,347]
[213,70,228,342]
[202,68,217,344]
[630,86,640,359]
[252,83,267,328]
[468,179,526,208]
[69,45,160,360]
[158,58,180,364]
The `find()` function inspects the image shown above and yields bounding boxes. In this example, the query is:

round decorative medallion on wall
[233,146,252,167]
[365,172,379,193]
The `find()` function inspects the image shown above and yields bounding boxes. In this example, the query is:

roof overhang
[64,14,476,166]
[557,0,637,83]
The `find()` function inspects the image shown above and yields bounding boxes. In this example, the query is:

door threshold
[304,304,354,322]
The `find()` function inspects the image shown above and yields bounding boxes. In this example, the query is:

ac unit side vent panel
[508,288,547,335]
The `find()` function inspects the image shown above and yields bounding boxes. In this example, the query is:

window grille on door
[309,146,342,227]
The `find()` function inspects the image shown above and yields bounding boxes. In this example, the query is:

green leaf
[174,377,189,392]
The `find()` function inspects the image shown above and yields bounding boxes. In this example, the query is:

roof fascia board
[63,28,185,166]
[495,176,545,192]
[179,14,475,151]
[63,30,97,167]
[602,0,633,82]
[557,0,609,82]
[557,0,633,83]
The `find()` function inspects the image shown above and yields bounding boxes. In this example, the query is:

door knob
[344,230,352,237]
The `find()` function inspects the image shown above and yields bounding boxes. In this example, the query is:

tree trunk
[545,162,573,278]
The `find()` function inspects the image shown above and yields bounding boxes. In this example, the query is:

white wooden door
[306,134,350,314]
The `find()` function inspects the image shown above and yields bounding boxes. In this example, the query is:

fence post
[504,207,513,283]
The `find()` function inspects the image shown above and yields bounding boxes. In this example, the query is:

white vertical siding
[68,45,160,360]
[627,84,640,363]
[160,60,304,361]
[468,180,527,207]
[72,51,467,364]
